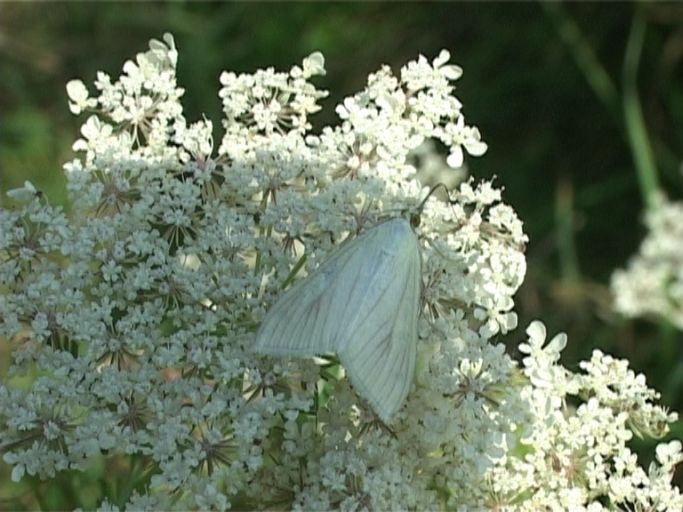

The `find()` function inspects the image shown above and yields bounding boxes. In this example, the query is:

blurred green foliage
[1,2,682,508]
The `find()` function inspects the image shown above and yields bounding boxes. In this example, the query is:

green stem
[119,454,138,505]
[542,2,620,119]
[544,3,661,210]
[555,177,580,281]
[280,254,307,290]
[623,10,660,209]
[254,192,272,275]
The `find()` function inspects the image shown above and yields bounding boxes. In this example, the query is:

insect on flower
[254,213,423,423]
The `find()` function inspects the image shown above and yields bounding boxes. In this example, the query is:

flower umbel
[611,194,683,330]
[1,34,680,510]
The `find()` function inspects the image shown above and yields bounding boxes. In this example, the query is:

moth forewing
[254,217,422,422]
[339,226,421,422]
[254,228,373,356]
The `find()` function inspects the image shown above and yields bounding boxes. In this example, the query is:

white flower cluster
[1,34,680,510]
[611,195,683,329]
[487,323,681,510]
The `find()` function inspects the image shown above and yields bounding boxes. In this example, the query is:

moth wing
[254,224,392,356]
[255,218,421,422]
[337,220,421,422]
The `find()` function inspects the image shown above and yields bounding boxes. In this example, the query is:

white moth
[254,217,421,422]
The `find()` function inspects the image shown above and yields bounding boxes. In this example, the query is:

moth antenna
[412,183,454,228]
[418,182,456,210]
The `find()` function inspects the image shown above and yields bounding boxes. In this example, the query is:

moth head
[407,182,454,230]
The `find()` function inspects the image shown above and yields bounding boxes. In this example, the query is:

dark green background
[1,2,681,508]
